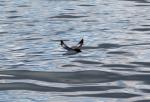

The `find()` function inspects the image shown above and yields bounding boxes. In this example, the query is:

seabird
[60,39,84,52]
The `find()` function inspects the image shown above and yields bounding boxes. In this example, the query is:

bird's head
[74,49,81,52]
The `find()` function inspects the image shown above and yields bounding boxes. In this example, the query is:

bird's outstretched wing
[74,39,84,49]
[60,40,72,51]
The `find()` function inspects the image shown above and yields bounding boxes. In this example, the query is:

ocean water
[0,0,150,102]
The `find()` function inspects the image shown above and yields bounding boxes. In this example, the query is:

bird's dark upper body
[60,39,83,52]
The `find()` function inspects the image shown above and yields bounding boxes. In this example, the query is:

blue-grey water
[0,0,150,102]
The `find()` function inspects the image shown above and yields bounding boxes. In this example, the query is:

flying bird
[60,39,84,52]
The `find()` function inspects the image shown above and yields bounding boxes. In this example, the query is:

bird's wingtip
[60,40,64,45]
[79,38,84,44]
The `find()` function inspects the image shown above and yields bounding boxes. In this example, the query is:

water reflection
[63,51,79,55]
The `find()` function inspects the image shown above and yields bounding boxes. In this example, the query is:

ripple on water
[62,64,79,67]
[50,14,88,19]
[72,60,103,65]
[82,20,98,22]
[102,64,137,68]
[141,25,150,27]
[135,4,150,6]
[124,0,150,3]
[66,92,140,98]
[6,10,17,13]
[0,32,8,34]
[130,62,150,67]
[107,51,130,55]
[18,37,43,41]
[0,4,5,6]
[7,16,23,19]
[78,4,96,6]
[64,8,75,10]
[0,70,143,99]
[133,100,150,102]
[0,82,123,92]
[0,70,123,84]
[17,5,29,7]
[132,28,150,32]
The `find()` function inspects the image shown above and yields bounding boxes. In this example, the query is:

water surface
[0,0,150,102]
